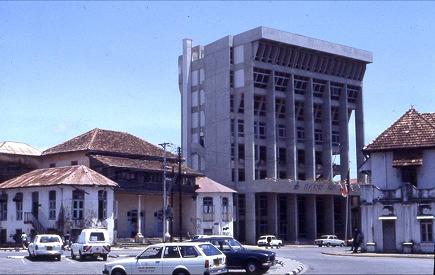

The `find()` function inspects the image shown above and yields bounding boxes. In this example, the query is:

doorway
[382,220,396,253]
[32,192,39,219]
[128,210,145,238]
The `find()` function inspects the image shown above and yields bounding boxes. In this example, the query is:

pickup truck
[71,228,111,261]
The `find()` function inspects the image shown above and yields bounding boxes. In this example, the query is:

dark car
[193,236,275,274]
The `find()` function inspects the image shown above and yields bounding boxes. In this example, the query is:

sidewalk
[322,249,434,259]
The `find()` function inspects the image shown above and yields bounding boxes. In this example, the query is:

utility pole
[177,147,183,241]
[159,142,171,242]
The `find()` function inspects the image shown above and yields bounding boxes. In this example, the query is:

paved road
[274,246,434,274]
[0,246,433,274]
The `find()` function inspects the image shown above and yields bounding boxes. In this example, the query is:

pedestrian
[13,232,21,251]
[266,236,272,249]
[21,232,28,249]
[352,228,363,253]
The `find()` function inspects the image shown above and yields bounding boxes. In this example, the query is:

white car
[102,242,227,275]
[257,235,283,248]
[71,228,111,261]
[314,235,345,247]
[27,234,63,261]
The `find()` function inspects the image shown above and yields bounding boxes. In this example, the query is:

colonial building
[0,165,117,243]
[0,141,41,183]
[360,108,435,253]
[178,26,372,243]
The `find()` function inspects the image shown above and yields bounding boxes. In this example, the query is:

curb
[322,251,434,259]
[284,260,304,275]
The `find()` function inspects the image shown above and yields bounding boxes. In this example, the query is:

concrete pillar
[267,73,277,179]
[305,195,317,240]
[287,194,298,243]
[245,192,256,244]
[304,78,315,180]
[286,75,297,180]
[355,85,365,183]
[135,194,143,242]
[339,85,349,181]
[324,196,335,235]
[181,39,192,162]
[267,193,278,236]
[322,81,333,180]
[243,44,255,182]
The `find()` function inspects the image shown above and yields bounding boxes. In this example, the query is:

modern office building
[178,26,372,243]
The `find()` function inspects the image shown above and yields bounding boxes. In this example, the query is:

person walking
[352,228,363,253]
[21,232,28,249]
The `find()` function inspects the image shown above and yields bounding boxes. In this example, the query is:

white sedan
[257,235,283,248]
[27,234,63,261]
[314,235,345,247]
[103,242,227,275]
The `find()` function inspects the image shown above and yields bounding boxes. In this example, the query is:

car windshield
[199,244,222,256]
[89,232,105,242]
[227,239,243,251]
[321,235,329,239]
[39,236,60,243]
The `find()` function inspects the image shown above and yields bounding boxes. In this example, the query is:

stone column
[304,78,315,180]
[245,192,257,244]
[243,44,255,182]
[324,195,335,235]
[322,81,333,180]
[339,85,349,181]
[135,194,144,242]
[287,194,299,243]
[267,193,278,236]
[286,75,297,180]
[267,73,277,179]
[355,85,365,183]
[305,195,317,240]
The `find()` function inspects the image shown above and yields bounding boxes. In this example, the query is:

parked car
[193,236,276,274]
[71,228,111,261]
[27,234,63,261]
[257,235,283,248]
[102,242,227,275]
[314,235,345,247]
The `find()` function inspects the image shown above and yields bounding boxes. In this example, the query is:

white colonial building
[360,108,435,253]
[194,177,236,236]
[0,165,117,243]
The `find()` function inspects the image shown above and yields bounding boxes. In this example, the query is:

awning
[416,215,434,220]
[378,216,397,220]
[13,192,23,202]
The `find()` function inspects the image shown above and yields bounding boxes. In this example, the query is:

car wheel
[245,260,260,274]
[79,250,84,261]
[340,243,344,247]
[56,255,61,261]
[111,269,126,275]
[326,242,331,247]
[102,254,108,261]
[172,268,189,275]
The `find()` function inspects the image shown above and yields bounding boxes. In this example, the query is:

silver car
[314,235,345,247]
[27,234,63,261]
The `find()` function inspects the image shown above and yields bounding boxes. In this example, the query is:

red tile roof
[90,155,202,176]
[364,108,435,153]
[196,177,237,193]
[0,165,118,189]
[42,128,176,158]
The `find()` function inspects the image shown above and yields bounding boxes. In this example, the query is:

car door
[217,240,240,268]
[162,245,181,274]
[178,245,203,274]
[134,246,163,274]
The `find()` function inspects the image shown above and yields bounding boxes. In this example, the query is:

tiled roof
[0,141,41,156]
[364,108,435,152]
[196,177,237,193]
[42,128,176,158]
[90,155,202,176]
[0,165,118,189]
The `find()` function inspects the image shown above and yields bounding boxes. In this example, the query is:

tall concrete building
[178,27,372,243]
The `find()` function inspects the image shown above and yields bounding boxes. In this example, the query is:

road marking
[65,257,75,264]
[7,255,25,259]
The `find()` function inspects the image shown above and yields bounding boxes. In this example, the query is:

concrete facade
[179,26,372,243]
[195,192,234,236]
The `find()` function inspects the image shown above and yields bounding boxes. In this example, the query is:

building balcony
[361,183,435,204]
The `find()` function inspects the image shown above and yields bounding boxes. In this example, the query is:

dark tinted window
[199,244,222,256]
[89,232,105,241]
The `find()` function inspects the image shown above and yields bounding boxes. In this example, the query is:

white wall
[40,152,89,168]
[195,192,234,236]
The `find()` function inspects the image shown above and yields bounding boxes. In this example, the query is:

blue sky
[1,2,435,175]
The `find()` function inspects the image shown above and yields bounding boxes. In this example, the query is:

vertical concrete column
[243,44,255,182]
[324,195,335,235]
[234,92,241,184]
[304,78,316,180]
[286,74,297,180]
[267,73,277,179]
[136,194,143,240]
[355,85,365,183]
[287,194,299,243]
[339,85,349,181]
[322,81,333,180]
[181,39,192,162]
[267,193,278,236]
[245,192,257,244]
[305,195,317,239]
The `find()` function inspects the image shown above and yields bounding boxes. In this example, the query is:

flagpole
[344,192,349,248]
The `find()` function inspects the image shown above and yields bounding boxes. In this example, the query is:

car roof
[259,235,276,238]
[35,234,61,237]
[148,242,211,246]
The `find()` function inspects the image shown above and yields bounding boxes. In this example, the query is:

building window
[313,81,325,98]
[253,67,271,89]
[274,72,290,92]
[314,104,323,123]
[238,94,244,113]
[72,190,84,220]
[231,119,235,138]
[254,121,266,139]
[297,150,305,166]
[420,221,433,242]
[347,86,358,103]
[331,84,341,100]
[222,197,229,221]
[98,190,107,220]
[297,127,305,142]
[231,143,235,161]
[48,190,56,220]
[279,170,287,179]
[230,47,234,64]
[295,101,304,121]
[238,120,244,137]
[294,76,307,95]
[230,71,234,88]
[13,193,23,221]
[255,145,267,164]
[0,194,7,221]
[278,147,287,165]
[254,95,266,116]
[230,95,234,113]
[238,144,245,161]
[49,163,56,168]
[277,124,286,139]
[401,166,417,186]
[315,129,323,145]
[275,98,286,118]
[331,107,339,125]
[71,161,78,165]
[332,131,340,146]
[203,197,213,213]
[255,169,267,180]
[238,169,245,182]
